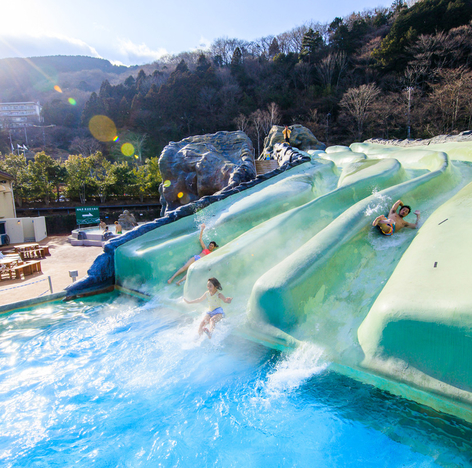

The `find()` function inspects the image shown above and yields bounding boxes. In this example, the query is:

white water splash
[364,189,392,217]
[265,342,328,396]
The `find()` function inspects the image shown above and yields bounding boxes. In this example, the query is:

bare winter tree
[430,67,472,134]
[277,25,309,54]
[250,109,272,157]
[340,83,381,140]
[371,93,404,139]
[316,52,348,89]
[210,37,247,65]
[267,102,281,127]
[234,113,249,133]
[276,22,327,54]
[69,137,101,156]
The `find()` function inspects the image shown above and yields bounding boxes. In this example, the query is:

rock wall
[158,131,256,213]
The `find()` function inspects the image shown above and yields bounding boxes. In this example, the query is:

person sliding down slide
[184,277,232,339]
[372,199,420,236]
[167,224,219,285]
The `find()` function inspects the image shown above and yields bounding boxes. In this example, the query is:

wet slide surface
[114,142,472,422]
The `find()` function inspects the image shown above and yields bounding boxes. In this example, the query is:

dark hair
[401,205,411,215]
[208,277,222,290]
[209,241,219,248]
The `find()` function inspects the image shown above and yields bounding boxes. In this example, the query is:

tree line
[0,152,162,207]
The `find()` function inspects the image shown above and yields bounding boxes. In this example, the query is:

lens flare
[113,136,120,142]
[68,98,76,105]
[120,142,133,156]
[134,155,139,159]
[88,115,117,142]
[54,85,63,93]
[177,192,184,198]
[163,180,171,188]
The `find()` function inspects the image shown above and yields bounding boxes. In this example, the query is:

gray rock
[261,124,325,158]
[118,210,138,230]
[158,131,256,213]
[272,143,304,166]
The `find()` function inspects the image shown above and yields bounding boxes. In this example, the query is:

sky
[0,0,394,66]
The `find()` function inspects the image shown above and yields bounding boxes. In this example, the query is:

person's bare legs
[198,314,211,337]
[168,257,195,284]
[206,314,223,339]
[373,216,394,235]
[372,215,387,227]
[176,275,187,286]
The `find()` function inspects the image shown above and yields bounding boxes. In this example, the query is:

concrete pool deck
[0,235,103,308]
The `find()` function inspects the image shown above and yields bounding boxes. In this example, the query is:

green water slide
[115,158,338,291]
[113,142,472,422]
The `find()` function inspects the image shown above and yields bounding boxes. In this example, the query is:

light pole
[326,113,331,145]
[406,87,413,140]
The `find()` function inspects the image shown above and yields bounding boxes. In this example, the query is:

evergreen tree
[299,28,323,63]
[268,38,280,59]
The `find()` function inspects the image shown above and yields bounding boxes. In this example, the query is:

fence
[0,275,53,297]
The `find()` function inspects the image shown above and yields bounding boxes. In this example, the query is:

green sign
[76,206,100,225]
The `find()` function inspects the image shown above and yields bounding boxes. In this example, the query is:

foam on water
[265,342,327,395]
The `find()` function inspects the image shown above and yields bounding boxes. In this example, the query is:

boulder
[117,210,137,230]
[261,124,325,158]
[158,131,256,213]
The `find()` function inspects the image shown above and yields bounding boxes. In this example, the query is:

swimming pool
[1,294,471,467]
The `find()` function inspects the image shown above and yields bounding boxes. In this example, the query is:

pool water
[1,294,472,467]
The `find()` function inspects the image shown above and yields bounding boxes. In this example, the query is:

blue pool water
[1,294,472,467]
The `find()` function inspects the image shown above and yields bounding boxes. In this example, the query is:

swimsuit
[379,222,395,236]
[194,248,211,262]
[206,292,225,317]
[208,307,224,317]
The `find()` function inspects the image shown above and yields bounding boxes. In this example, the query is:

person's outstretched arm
[218,293,232,304]
[199,224,206,250]
[184,292,207,304]
[405,210,421,229]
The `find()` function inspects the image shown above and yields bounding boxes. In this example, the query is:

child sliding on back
[184,277,232,339]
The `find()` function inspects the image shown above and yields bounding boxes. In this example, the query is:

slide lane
[114,158,337,291]
[357,180,472,415]
[245,149,460,358]
[184,157,408,299]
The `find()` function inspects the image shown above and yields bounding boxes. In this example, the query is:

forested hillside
[2,0,472,161]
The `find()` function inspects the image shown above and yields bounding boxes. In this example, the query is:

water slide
[113,142,472,422]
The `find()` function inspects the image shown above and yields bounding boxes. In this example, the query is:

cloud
[0,32,103,60]
[117,38,168,64]
[195,36,212,51]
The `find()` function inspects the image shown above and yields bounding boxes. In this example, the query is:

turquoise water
[1,294,472,467]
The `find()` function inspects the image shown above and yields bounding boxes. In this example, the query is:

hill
[0,55,134,102]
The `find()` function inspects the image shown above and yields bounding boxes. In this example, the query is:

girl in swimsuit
[167,224,219,285]
[184,277,232,339]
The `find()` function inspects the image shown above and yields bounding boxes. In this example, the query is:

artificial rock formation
[117,210,137,230]
[261,124,325,158]
[271,143,305,166]
[158,131,256,213]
